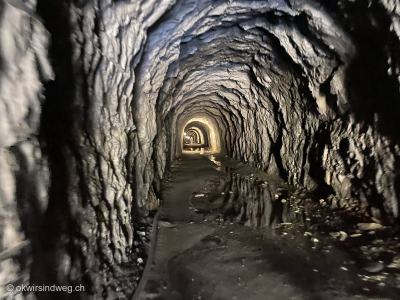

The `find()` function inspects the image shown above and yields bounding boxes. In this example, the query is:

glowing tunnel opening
[184,127,206,145]
[183,123,208,151]
[179,117,221,155]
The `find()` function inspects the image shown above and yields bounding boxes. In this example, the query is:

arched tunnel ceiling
[132,0,361,196]
[136,0,354,128]
[65,0,400,219]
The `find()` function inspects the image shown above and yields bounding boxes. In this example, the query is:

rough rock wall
[1,0,400,299]
[1,0,174,299]
[0,0,53,297]
[148,0,344,178]
[311,117,400,218]
[30,0,177,298]
[146,0,400,220]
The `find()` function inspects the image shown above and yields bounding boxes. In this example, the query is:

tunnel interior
[182,121,210,151]
[1,0,400,299]
[179,117,221,154]
[184,128,202,145]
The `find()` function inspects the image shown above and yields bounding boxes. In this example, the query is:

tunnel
[1,0,400,299]
[181,119,219,154]
[182,121,209,151]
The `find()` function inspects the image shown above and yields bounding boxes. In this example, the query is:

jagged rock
[1,0,400,298]
[388,256,400,269]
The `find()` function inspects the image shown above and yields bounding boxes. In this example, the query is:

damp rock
[364,262,384,273]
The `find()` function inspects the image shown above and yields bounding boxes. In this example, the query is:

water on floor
[138,154,400,300]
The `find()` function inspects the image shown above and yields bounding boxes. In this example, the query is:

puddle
[191,166,306,228]
[198,155,307,228]
[206,154,222,171]
[221,173,307,228]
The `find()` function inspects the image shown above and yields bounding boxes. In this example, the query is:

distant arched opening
[179,118,220,154]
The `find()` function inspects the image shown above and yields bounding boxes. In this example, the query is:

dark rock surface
[1,0,400,299]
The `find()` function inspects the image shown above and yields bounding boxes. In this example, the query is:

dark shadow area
[320,0,400,143]
[307,124,336,198]
[35,0,87,299]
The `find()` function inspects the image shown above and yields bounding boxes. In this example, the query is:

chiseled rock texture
[0,0,400,299]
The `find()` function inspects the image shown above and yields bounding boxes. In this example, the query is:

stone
[158,221,177,228]
[357,223,384,231]
[330,232,340,239]
[350,234,362,238]
[370,207,382,220]
[330,197,339,209]
[364,262,384,273]
[387,256,400,269]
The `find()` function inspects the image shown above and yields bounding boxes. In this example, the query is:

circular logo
[6,284,14,292]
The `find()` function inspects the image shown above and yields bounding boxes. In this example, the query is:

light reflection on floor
[205,154,222,171]
[181,149,222,171]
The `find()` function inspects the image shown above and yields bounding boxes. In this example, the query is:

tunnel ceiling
[138,0,355,167]
[2,0,400,298]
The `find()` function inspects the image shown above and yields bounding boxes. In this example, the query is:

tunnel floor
[139,154,400,300]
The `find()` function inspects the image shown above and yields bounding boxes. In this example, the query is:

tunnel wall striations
[0,0,400,299]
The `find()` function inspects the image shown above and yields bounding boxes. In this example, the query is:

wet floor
[139,154,399,300]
